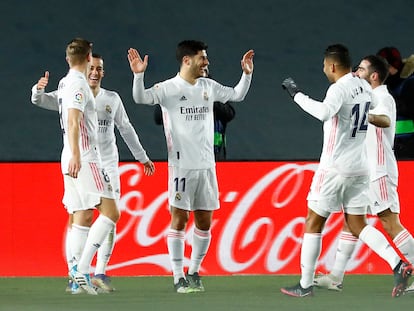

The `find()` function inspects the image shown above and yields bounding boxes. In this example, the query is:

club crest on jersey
[175,193,182,201]
[74,93,83,103]
[203,92,209,101]
[105,105,112,114]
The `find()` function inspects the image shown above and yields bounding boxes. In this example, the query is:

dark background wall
[1,0,413,161]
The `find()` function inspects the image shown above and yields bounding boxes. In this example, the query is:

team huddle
[31,38,414,298]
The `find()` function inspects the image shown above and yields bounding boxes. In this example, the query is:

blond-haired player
[57,38,120,295]
[32,52,155,293]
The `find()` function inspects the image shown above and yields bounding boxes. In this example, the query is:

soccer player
[280,44,412,298]
[153,67,236,161]
[56,38,120,295]
[313,55,414,293]
[31,53,155,293]
[127,40,254,293]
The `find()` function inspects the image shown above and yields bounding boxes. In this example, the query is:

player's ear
[182,55,191,66]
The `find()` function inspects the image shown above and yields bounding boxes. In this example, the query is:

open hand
[128,48,148,74]
[241,50,254,74]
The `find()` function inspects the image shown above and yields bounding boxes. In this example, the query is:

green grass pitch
[0,275,413,311]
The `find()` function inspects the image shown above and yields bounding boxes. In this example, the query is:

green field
[0,275,413,311]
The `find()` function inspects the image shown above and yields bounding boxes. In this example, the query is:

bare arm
[368,114,390,128]
[67,108,82,178]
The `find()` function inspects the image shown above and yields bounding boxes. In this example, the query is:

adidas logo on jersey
[374,201,380,207]
[179,96,187,101]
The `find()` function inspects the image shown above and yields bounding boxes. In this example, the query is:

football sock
[65,226,73,272]
[70,224,90,266]
[188,227,211,275]
[394,229,414,264]
[167,229,185,284]
[95,226,116,275]
[77,215,115,274]
[300,233,322,289]
[359,225,400,270]
[330,231,358,281]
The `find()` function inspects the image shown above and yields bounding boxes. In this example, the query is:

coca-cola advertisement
[2,161,414,276]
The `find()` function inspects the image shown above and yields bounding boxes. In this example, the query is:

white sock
[167,229,185,284]
[77,215,115,274]
[330,231,358,281]
[188,228,211,275]
[300,233,322,288]
[65,226,73,272]
[70,224,90,266]
[359,225,400,270]
[394,229,414,264]
[95,226,116,275]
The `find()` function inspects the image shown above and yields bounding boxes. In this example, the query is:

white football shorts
[104,165,121,201]
[168,166,219,211]
[307,169,370,218]
[63,162,115,214]
[367,176,400,215]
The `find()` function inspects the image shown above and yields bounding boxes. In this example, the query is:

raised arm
[127,48,156,105]
[241,49,254,74]
[282,77,333,121]
[227,50,255,102]
[31,71,59,111]
[128,48,148,74]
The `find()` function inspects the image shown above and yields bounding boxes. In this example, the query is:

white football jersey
[31,85,149,169]
[95,88,149,168]
[366,85,398,184]
[57,69,100,174]
[295,73,373,176]
[133,72,252,169]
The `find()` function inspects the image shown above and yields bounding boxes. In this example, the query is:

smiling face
[87,56,104,91]
[185,50,209,79]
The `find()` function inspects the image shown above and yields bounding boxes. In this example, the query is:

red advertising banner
[2,161,414,277]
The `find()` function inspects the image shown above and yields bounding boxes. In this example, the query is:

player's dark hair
[92,53,103,61]
[324,44,352,69]
[176,40,208,63]
[363,55,389,83]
